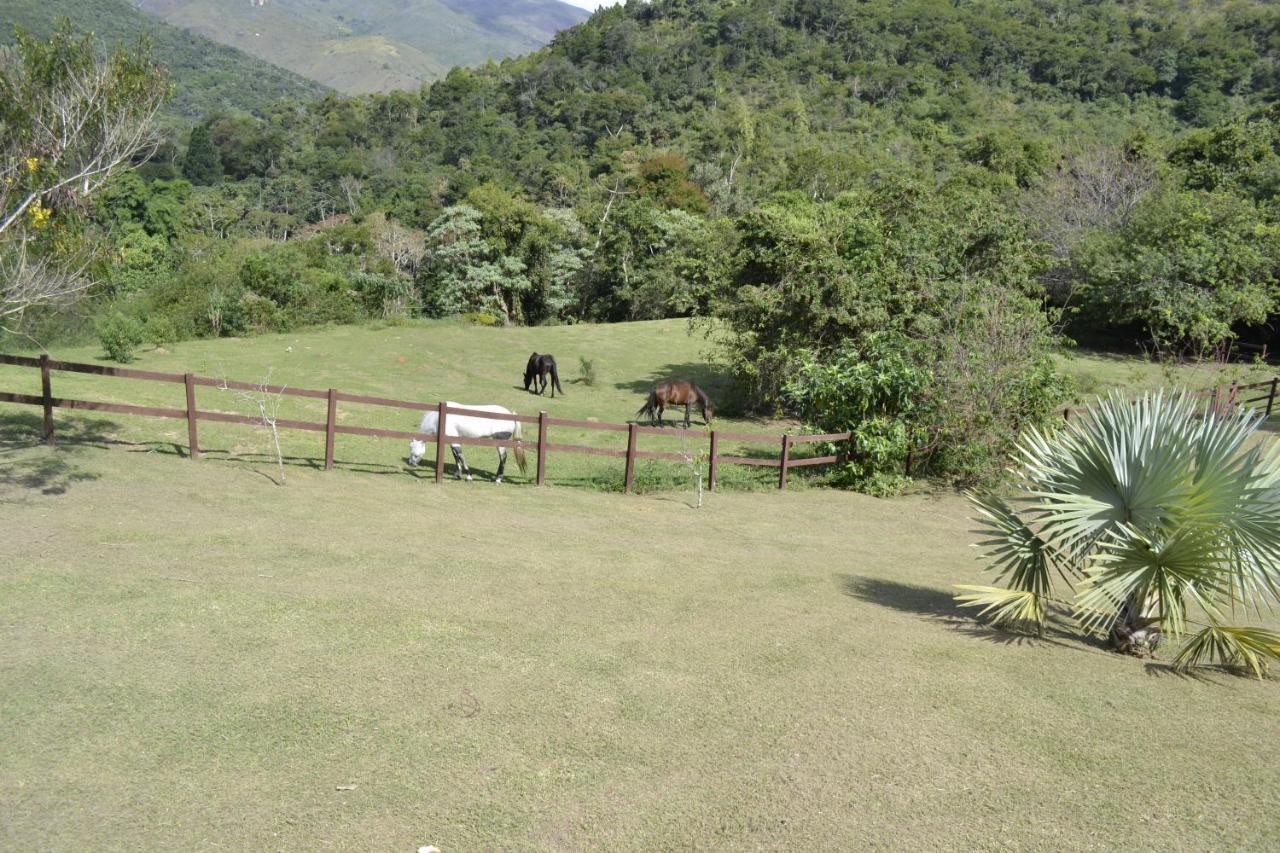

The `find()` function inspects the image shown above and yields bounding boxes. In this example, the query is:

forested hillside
[136,0,589,94]
[1,0,327,121]
[15,0,1280,486]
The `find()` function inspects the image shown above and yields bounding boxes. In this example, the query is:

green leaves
[964,391,1280,676]
[1174,626,1280,680]
[955,586,1046,631]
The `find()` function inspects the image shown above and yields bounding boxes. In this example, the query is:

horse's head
[704,401,715,424]
[408,439,428,466]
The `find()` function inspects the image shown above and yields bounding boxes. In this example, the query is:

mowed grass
[1056,348,1276,402]
[0,318,795,492]
[1,321,1279,849]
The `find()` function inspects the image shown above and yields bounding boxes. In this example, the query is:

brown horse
[636,380,713,427]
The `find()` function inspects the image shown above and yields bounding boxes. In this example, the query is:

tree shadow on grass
[1140,662,1231,684]
[611,361,772,421]
[838,574,1107,654]
[0,412,117,499]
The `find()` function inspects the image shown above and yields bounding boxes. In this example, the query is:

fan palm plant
[958,391,1280,677]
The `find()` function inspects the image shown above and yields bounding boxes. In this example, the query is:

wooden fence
[0,354,849,492]
[1058,378,1280,422]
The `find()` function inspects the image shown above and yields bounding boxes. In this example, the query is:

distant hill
[135,0,591,94]
[2,0,327,121]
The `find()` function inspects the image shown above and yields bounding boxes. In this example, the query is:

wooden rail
[1059,378,1280,422]
[0,353,851,492]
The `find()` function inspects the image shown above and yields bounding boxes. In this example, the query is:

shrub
[97,312,145,362]
[459,311,502,326]
[577,355,597,386]
[350,272,413,318]
[784,335,927,495]
[143,315,179,345]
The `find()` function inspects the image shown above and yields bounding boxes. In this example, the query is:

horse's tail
[550,359,564,395]
[636,389,657,421]
[513,420,528,475]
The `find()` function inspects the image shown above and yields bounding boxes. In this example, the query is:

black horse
[523,352,564,397]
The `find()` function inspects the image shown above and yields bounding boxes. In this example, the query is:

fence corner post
[537,410,548,486]
[624,422,638,494]
[184,373,200,459]
[39,353,54,447]
[434,401,447,484]
[779,433,792,491]
[708,430,719,492]
[1268,377,1278,419]
[324,388,338,471]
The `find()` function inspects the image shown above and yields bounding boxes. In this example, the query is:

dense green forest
[11,0,1280,486]
[1,0,327,120]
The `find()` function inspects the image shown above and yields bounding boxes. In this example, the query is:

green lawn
[1,321,1278,849]
[1056,348,1276,403]
[0,318,796,492]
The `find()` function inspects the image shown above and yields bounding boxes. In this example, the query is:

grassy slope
[1,322,1277,847]
[0,319,795,491]
[137,0,588,94]
[1,0,327,121]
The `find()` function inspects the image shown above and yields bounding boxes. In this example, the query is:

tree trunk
[1108,593,1161,656]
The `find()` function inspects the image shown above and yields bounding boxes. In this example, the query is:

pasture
[2,320,1278,849]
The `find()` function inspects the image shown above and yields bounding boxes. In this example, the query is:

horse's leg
[684,402,691,428]
[495,446,507,483]
[451,444,471,481]
[656,403,664,426]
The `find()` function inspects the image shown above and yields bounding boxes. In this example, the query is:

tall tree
[0,21,169,332]
[182,123,223,186]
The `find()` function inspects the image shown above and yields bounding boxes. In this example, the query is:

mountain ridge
[135,0,591,94]
[1,0,328,121]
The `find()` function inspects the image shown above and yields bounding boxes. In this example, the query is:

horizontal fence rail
[1059,378,1280,422]
[0,353,853,492]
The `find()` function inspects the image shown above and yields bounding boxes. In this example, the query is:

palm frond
[967,492,1062,591]
[1173,626,1280,680]
[954,585,1046,631]
[1016,392,1199,557]
[1077,525,1229,637]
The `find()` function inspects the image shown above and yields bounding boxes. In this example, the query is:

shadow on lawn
[0,412,116,498]
[839,574,1107,653]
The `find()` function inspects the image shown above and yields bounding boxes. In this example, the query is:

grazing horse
[408,403,527,482]
[636,380,714,428]
[523,352,564,397]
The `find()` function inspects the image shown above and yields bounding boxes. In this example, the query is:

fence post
[434,401,448,483]
[708,430,719,492]
[1267,377,1278,419]
[324,388,338,471]
[778,433,792,491]
[537,411,548,486]
[39,354,54,447]
[624,422,638,494]
[184,373,200,459]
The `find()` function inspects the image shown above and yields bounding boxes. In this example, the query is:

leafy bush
[459,311,502,326]
[143,315,178,345]
[97,312,145,362]
[719,184,1068,488]
[350,272,413,318]
[785,336,926,495]
[577,356,597,386]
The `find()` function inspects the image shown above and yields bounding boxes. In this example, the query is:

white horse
[408,403,527,482]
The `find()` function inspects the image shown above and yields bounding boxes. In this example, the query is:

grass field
[2,320,1279,849]
[0,318,798,493]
